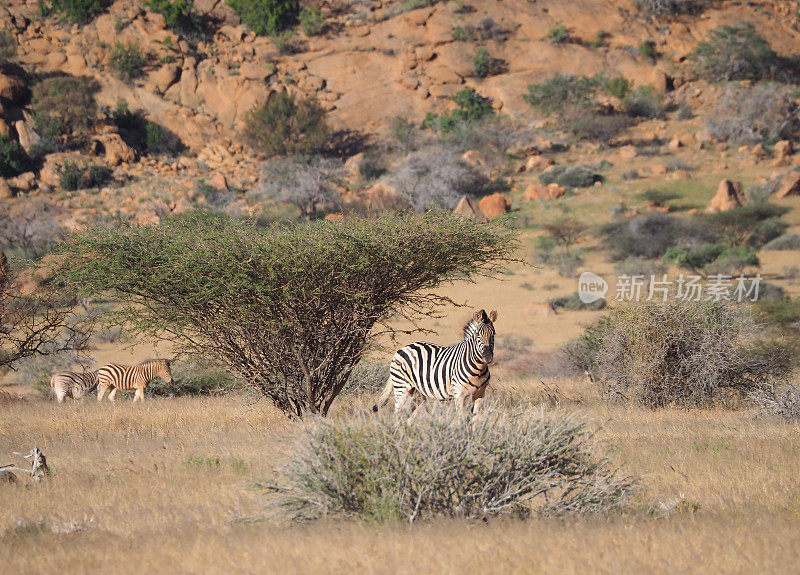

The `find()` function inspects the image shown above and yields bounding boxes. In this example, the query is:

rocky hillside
[0,0,799,233]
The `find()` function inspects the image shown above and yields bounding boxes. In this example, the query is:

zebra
[373,309,497,418]
[50,370,99,403]
[96,359,174,402]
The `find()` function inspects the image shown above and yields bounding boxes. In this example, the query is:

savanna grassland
[3,379,800,574]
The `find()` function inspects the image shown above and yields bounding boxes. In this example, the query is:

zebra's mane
[139,358,167,365]
[461,320,481,341]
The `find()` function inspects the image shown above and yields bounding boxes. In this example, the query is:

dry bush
[388,147,491,212]
[0,198,68,259]
[539,165,600,188]
[707,83,800,145]
[750,383,800,420]
[567,300,793,408]
[341,361,389,396]
[262,405,637,522]
[763,233,800,251]
[692,24,779,82]
[250,155,343,220]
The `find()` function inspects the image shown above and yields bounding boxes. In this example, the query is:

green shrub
[548,292,606,311]
[46,0,105,23]
[109,41,146,80]
[112,99,174,155]
[692,24,778,81]
[145,0,203,37]
[756,296,800,328]
[543,22,569,44]
[603,76,631,99]
[0,134,28,178]
[539,165,600,188]
[423,88,493,134]
[227,0,299,36]
[633,0,687,15]
[299,6,326,36]
[31,76,97,138]
[11,353,74,396]
[525,74,597,114]
[56,161,111,191]
[599,213,715,261]
[562,108,633,143]
[749,218,790,248]
[638,40,658,61]
[0,31,17,62]
[472,47,489,78]
[636,188,679,207]
[622,86,664,119]
[262,406,637,521]
[243,90,329,156]
[566,300,792,407]
[148,360,239,396]
[703,204,789,246]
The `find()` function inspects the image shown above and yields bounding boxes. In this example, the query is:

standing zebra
[373,309,497,417]
[50,370,99,403]
[96,359,174,402]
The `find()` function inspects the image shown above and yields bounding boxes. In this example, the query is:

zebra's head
[471,309,497,364]
[157,359,175,387]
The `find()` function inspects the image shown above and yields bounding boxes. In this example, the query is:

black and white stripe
[50,371,99,403]
[373,309,497,416]
[96,359,174,402]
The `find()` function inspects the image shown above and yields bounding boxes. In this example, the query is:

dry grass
[2,384,800,573]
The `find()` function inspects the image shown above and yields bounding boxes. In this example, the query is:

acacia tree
[0,251,93,369]
[57,211,518,417]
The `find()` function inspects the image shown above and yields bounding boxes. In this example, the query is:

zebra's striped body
[96,359,174,402]
[374,309,497,417]
[50,371,99,403]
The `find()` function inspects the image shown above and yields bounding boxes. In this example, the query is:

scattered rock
[667,137,681,151]
[427,65,462,86]
[0,179,12,199]
[209,172,228,191]
[478,192,511,219]
[452,195,487,222]
[96,133,136,166]
[0,70,26,103]
[39,153,92,188]
[14,116,40,154]
[774,172,800,198]
[8,171,35,192]
[148,63,180,93]
[706,179,745,212]
[524,155,554,172]
[523,183,564,201]
[774,140,793,158]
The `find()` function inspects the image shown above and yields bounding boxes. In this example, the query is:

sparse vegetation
[472,47,489,78]
[706,83,800,145]
[55,161,111,191]
[243,90,330,156]
[0,31,17,62]
[622,86,664,119]
[44,0,106,23]
[388,147,494,212]
[566,300,792,407]
[31,76,98,143]
[145,0,204,38]
[299,6,327,36]
[543,22,569,44]
[603,76,631,99]
[692,24,778,82]
[539,165,600,188]
[0,134,28,178]
[263,406,636,522]
[109,41,146,80]
[251,155,343,220]
[423,88,493,134]
[0,198,66,259]
[113,99,175,154]
[548,293,606,311]
[227,0,300,36]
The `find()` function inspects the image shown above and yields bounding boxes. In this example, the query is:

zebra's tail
[372,377,393,413]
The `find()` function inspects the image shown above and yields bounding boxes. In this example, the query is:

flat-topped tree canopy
[56,210,518,417]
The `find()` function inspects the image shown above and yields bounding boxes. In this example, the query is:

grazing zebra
[96,359,174,403]
[373,309,497,418]
[50,370,99,403]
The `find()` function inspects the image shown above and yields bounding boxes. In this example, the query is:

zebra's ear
[473,310,484,322]
[489,310,497,322]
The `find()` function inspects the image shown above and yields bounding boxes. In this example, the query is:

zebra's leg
[97,382,109,402]
[406,396,427,424]
[55,390,65,403]
[133,387,142,403]
[471,383,489,416]
[372,377,394,413]
[108,387,117,402]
